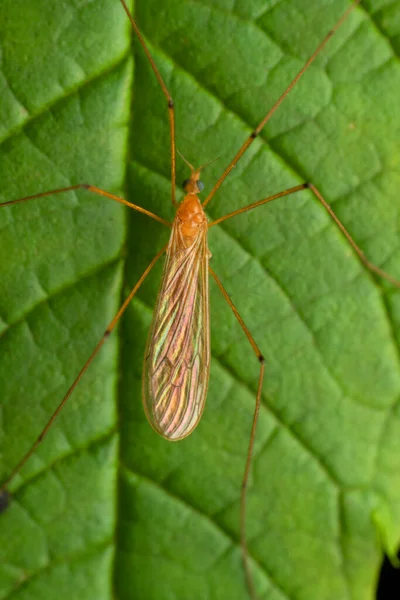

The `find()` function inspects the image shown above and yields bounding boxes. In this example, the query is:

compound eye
[197,181,204,192]
[182,179,191,188]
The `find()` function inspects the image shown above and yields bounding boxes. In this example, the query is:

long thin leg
[209,182,400,289]
[119,0,176,207]
[210,266,264,600]
[0,244,166,503]
[0,183,171,227]
[208,183,307,228]
[202,0,361,209]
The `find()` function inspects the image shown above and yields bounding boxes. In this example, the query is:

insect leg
[0,244,166,509]
[203,0,361,209]
[208,183,308,228]
[1,183,171,227]
[209,182,400,289]
[119,0,176,206]
[209,265,265,600]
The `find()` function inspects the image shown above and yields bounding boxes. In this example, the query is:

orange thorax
[177,195,206,245]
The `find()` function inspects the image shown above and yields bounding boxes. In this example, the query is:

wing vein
[142,218,210,440]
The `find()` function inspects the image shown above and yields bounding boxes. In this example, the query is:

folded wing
[142,220,210,440]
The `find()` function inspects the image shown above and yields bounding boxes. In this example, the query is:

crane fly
[142,158,212,440]
[1,0,400,598]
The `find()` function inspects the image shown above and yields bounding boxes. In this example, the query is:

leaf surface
[1,1,400,599]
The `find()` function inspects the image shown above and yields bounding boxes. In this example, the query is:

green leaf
[1,1,400,598]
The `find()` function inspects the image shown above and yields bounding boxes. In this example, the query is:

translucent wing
[142,219,210,440]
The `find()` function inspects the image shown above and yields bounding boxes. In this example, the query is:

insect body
[143,168,210,440]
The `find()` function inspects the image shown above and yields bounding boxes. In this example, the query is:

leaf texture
[1,1,400,599]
